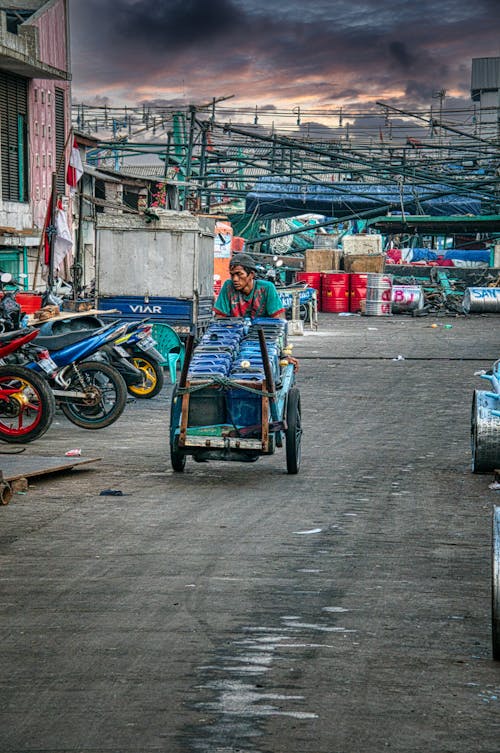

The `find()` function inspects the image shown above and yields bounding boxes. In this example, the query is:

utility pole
[184,105,196,210]
[48,172,57,291]
[199,124,208,212]
[163,131,172,181]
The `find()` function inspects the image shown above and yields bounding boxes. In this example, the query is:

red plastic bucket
[0,292,42,315]
[17,293,42,314]
[321,272,349,313]
[350,273,368,313]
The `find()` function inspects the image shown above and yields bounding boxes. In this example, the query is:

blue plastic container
[227,378,263,429]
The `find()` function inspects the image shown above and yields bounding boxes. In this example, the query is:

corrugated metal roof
[120,165,165,179]
[471,57,500,92]
[84,164,121,182]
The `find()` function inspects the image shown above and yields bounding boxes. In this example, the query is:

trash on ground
[99,488,124,496]
[11,477,28,493]
[65,448,81,457]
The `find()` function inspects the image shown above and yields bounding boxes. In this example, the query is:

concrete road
[1,313,500,753]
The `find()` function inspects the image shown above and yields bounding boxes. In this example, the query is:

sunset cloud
[69,0,500,111]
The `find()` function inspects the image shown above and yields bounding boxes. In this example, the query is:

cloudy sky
[69,0,500,112]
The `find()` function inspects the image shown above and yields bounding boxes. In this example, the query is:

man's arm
[264,282,286,318]
[213,280,231,317]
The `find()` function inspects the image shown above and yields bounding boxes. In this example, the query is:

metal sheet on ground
[0,456,101,481]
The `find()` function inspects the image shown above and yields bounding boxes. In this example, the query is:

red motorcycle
[0,328,56,443]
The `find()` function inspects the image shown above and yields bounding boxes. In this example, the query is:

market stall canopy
[245,177,483,218]
[367,215,500,235]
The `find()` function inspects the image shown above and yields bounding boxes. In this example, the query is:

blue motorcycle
[36,314,165,399]
[18,320,130,430]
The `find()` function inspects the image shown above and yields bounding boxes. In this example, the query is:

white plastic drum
[365,273,393,316]
[463,288,500,314]
[391,285,425,313]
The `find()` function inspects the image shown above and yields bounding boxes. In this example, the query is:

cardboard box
[343,254,385,274]
[342,234,382,256]
[305,248,342,272]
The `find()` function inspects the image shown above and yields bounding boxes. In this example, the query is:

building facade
[0,0,71,288]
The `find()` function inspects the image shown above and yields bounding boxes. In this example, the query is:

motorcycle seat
[34,329,100,350]
[0,327,38,344]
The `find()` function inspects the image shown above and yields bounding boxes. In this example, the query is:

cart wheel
[285,387,302,474]
[492,506,500,659]
[170,436,186,472]
[471,390,500,473]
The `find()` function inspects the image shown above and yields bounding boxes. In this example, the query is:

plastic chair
[151,323,185,384]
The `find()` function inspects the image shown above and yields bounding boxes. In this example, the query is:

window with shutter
[54,88,66,194]
[0,71,28,202]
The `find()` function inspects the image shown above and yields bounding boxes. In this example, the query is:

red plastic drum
[350,273,368,313]
[321,272,349,313]
[296,272,321,294]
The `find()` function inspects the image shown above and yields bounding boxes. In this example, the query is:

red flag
[66,138,83,189]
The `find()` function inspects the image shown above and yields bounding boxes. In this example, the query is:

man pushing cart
[169,254,302,473]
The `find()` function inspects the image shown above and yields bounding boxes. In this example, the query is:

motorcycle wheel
[0,365,55,443]
[127,355,164,399]
[59,360,128,430]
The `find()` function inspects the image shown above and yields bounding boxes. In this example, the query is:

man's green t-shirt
[214,279,285,318]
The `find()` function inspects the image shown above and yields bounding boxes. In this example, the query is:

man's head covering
[229,252,258,271]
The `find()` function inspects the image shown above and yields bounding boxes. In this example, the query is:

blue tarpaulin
[401,248,490,264]
[246,177,483,218]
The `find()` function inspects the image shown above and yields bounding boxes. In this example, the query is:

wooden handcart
[169,326,301,473]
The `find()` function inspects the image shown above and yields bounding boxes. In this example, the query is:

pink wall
[31,0,69,72]
[28,80,71,228]
[27,0,71,228]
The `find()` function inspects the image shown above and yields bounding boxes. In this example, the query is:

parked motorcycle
[0,328,56,442]
[115,321,165,398]
[0,272,30,332]
[10,320,130,430]
[36,314,165,399]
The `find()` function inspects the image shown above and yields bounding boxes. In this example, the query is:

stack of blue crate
[187,318,288,432]
[187,320,247,379]
[226,318,287,429]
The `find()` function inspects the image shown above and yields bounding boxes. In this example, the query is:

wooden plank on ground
[0,456,101,482]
